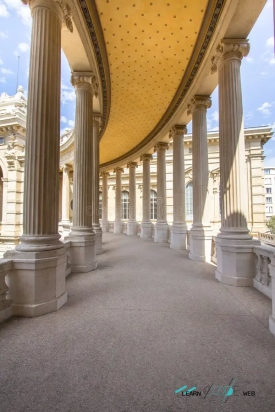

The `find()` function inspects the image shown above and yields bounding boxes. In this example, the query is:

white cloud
[207,110,219,131]
[0,77,6,83]
[0,58,3,65]
[61,90,75,104]
[1,68,14,75]
[18,42,29,52]
[68,120,75,127]
[61,116,67,123]
[257,102,272,116]
[267,37,274,47]
[246,56,254,63]
[2,0,31,25]
[0,4,9,17]
[0,32,8,39]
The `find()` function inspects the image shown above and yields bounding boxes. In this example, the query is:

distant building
[264,167,275,220]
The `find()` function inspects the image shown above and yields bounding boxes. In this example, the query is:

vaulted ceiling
[92,0,211,164]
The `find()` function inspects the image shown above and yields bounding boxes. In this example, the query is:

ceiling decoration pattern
[80,0,225,167]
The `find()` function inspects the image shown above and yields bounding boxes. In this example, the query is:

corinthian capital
[187,96,212,115]
[127,162,138,169]
[113,167,124,174]
[71,72,94,91]
[169,124,187,139]
[154,142,169,152]
[211,39,250,73]
[140,154,153,162]
[21,0,73,32]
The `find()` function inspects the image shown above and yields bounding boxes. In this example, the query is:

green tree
[266,216,275,234]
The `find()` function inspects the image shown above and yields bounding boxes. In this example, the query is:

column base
[93,224,103,255]
[140,222,152,239]
[114,221,123,234]
[189,226,213,262]
[0,305,12,323]
[170,224,187,250]
[215,234,260,286]
[65,232,97,273]
[127,221,137,236]
[154,222,169,243]
[4,247,67,317]
[101,220,109,233]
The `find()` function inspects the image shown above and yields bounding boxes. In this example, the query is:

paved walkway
[1,233,275,412]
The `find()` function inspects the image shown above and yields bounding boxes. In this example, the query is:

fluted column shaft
[114,167,124,234]
[189,98,211,226]
[156,143,168,223]
[215,40,250,237]
[128,162,137,221]
[19,0,63,250]
[141,155,152,223]
[93,115,101,226]
[154,142,169,243]
[101,172,109,222]
[71,74,94,235]
[61,165,71,222]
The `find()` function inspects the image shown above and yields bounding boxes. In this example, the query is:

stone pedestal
[127,162,138,236]
[101,172,110,232]
[169,125,188,250]
[154,142,169,243]
[67,72,97,272]
[114,168,124,234]
[211,39,260,284]
[93,114,103,254]
[187,96,213,261]
[140,154,153,239]
[7,0,73,316]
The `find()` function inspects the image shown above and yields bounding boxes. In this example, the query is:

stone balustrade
[253,245,273,299]
[258,232,275,247]
[0,259,12,323]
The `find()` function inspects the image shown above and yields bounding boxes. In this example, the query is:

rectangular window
[265,178,272,184]
[0,137,4,144]
[265,169,270,174]
[266,188,272,194]
[266,197,272,203]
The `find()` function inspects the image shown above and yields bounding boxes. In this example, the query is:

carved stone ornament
[187,96,212,115]
[71,72,93,88]
[154,142,169,152]
[113,167,124,174]
[211,39,250,74]
[21,0,73,33]
[92,76,99,98]
[169,125,187,139]
[127,162,138,169]
[140,154,153,162]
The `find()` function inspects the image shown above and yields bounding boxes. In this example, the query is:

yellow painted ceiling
[96,0,209,165]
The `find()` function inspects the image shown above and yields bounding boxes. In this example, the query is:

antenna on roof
[16,55,20,93]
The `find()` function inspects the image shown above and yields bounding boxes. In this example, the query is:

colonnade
[2,0,256,319]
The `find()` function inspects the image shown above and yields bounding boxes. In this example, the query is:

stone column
[114,167,124,234]
[187,96,213,261]
[154,142,169,243]
[169,125,188,249]
[101,172,110,232]
[211,39,259,285]
[60,164,72,228]
[127,162,138,235]
[140,154,153,238]
[92,113,103,254]
[66,72,97,272]
[4,0,73,317]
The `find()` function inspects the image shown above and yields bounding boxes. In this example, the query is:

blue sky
[0,0,274,164]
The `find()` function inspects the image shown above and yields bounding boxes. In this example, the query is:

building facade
[264,167,275,220]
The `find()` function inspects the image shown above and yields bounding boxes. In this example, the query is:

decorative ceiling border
[79,0,110,138]
[80,0,225,167]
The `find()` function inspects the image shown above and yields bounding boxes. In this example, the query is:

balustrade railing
[0,259,12,322]
[258,232,275,246]
[253,245,273,299]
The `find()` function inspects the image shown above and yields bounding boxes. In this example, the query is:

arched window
[99,191,102,219]
[150,190,157,220]
[185,182,193,220]
[121,190,129,219]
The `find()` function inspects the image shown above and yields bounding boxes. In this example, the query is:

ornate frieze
[211,39,250,73]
